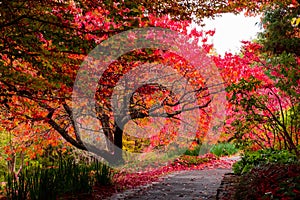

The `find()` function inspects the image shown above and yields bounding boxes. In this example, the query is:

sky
[199,13,262,56]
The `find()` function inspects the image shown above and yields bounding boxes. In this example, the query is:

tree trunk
[95,105,114,153]
[114,123,124,165]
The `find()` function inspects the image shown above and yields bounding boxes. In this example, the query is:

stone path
[109,168,232,200]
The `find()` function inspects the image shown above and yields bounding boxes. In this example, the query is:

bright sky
[199,13,262,56]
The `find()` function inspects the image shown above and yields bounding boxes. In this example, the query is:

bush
[235,163,300,199]
[210,143,238,157]
[233,149,299,175]
[184,143,215,156]
[184,145,202,156]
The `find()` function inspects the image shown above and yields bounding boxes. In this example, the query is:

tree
[0,0,225,165]
[128,0,297,23]
[219,2,300,157]
[258,2,300,55]
[257,3,300,155]
[66,23,225,164]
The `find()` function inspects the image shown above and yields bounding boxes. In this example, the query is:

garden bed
[217,163,300,200]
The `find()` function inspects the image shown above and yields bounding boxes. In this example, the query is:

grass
[3,158,113,200]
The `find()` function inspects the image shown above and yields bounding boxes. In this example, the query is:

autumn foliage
[0,0,299,181]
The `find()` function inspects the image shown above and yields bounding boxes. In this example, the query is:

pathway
[107,156,240,200]
[108,168,232,200]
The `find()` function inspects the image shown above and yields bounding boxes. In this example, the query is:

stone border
[216,173,241,200]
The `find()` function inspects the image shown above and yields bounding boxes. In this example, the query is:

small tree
[222,3,300,157]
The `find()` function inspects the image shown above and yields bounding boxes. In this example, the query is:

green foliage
[210,143,238,157]
[184,145,202,156]
[184,143,215,156]
[0,130,10,182]
[4,158,113,199]
[267,52,300,99]
[233,149,299,175]
[258,4,300,55]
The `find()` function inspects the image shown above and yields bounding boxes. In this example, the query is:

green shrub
[184,145,202,156]
[184,143,215,156]
[210,143,238,157]
[233,149,299,175]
